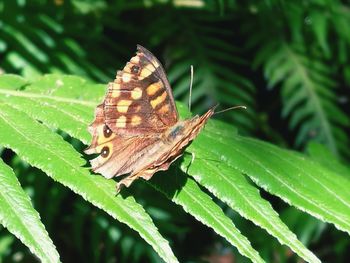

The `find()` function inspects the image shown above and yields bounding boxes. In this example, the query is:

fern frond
[257,42,349,156]
[0,2,114,82]
[160,13,257,134]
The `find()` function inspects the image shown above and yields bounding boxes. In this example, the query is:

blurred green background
[0,0,349,262]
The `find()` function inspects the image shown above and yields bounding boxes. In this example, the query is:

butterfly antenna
[214,105,247,115]
[188,65,194,112]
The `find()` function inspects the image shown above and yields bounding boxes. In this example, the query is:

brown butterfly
[85,45,214,192]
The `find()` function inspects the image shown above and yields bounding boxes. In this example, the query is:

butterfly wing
[84,103,159,178]
[85,45,214,192]
[115,108,215,191]
[103,45,178,136]
[85,98,214,191]
[85,46,179,179]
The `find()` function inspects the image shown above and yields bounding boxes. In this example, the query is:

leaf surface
[0,102,178,263]
[0,159,60,263]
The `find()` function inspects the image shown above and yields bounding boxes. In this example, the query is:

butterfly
[85,45,214,192]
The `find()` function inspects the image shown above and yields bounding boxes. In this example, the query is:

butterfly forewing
[103,45,178,136]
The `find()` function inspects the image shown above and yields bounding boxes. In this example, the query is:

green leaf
[307,143,350,178]
[182,122,321,263]
[150,171,265,263]
[309,11,330,57]
[0,74,104,145]
[0,86,178,262]
[257,42,349,157]
[2,24,49,64]
[0,74,264,262]
[2,74,349,263]
[205,132,350,234]
[0,159,60,263]
[0,74,28,90]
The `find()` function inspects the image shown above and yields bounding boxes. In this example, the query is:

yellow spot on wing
[131,87,142,100]
[123,63,132,73]
[122,73,131,82]
[134,105,141,112]
[111,83,121,98]
[151,91,167,109]
[158,104,169,114]
[146,81,162,96]
[116,116,127,128]
[140,63,154,79]
[112,83,120,89]
[117,100,132,113]
[130,55,140,64]
[151,58,160,68]
[131,115,141,126]
[112,90,120,98]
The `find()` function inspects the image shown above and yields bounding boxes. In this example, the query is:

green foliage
[0,75,178,263]
[255,42,349,157]
[0,1,115,81]
[0,74,349,262]
[0,159,59,262]
[0,0,349,262]
[163,14,257,133]
[246,0,350,157]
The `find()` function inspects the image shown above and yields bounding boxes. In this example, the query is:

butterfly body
[86,45,213,192]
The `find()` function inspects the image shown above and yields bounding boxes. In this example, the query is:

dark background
[0,0,349,262]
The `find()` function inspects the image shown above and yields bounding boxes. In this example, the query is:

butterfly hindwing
[85,103,159,179]
[116,108,215,191]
